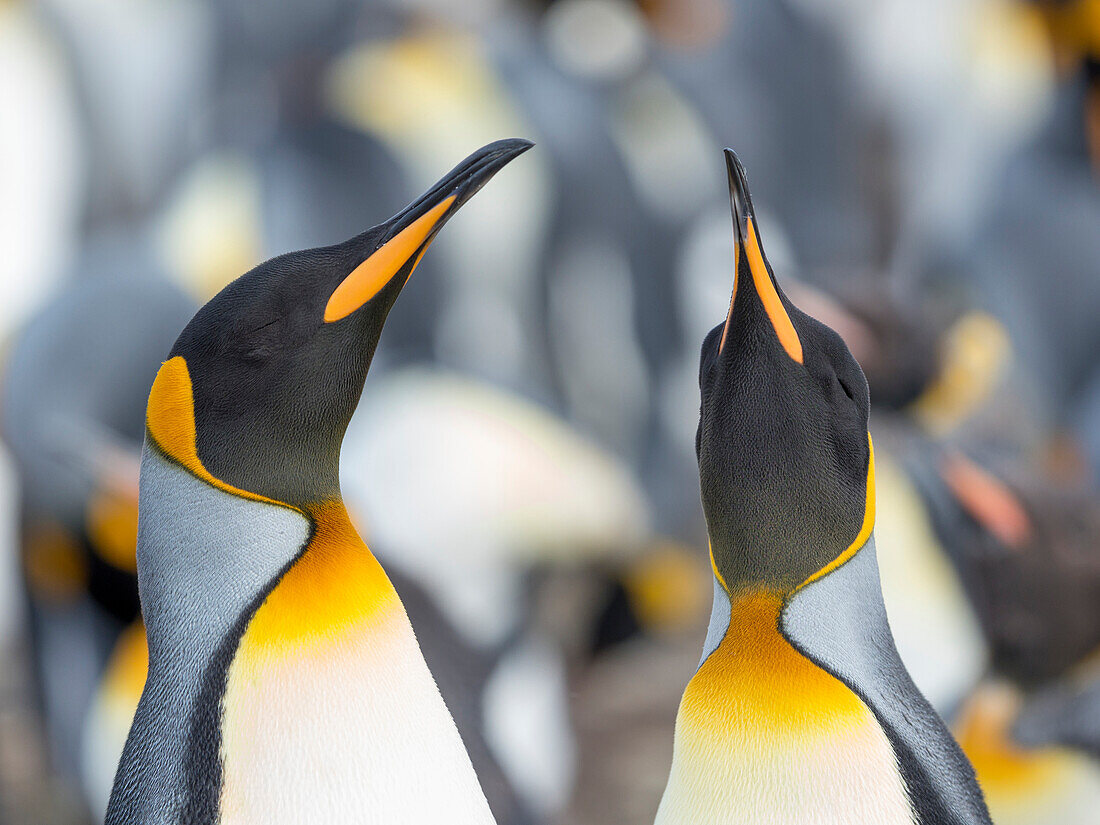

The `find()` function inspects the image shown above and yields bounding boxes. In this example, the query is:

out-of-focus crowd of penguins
[1,0,1099,823]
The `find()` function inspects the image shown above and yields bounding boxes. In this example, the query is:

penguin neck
[686,586,864,734]
[687,530,886,737]
[235,498,403,656]
[655,534,921,825]
[695,565,875,714]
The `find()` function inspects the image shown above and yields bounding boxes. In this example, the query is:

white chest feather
[655,715,917,825]
[218,608,495,825]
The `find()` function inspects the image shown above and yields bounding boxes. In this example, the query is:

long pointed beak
[325,138,534,323]
[718,148,803,364]
[725,148,753,248]
[388,138,534,236]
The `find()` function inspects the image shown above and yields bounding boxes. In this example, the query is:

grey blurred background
[2,1,1100,823]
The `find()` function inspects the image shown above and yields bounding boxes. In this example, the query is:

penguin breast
[216,504,495,825]
[654,591,916,825]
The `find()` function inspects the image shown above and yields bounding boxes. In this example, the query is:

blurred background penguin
[1,1,1100,824]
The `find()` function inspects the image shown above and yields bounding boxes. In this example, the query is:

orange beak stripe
[745,217,803,364]
[324,196,456,323]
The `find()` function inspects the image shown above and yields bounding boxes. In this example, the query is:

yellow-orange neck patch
[681,590,868,740]
[146,357,403,654]
[745,217,803,364]
[324,196,454,323]
[235,500,402,657]
[659,582,914,824]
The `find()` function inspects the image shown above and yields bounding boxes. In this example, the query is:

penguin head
[146,139,532,507]
[696,150,873,594]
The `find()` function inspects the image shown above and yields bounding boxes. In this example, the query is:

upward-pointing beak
[325,138,534,323]
[725,148,753,248]
[719,148,803,364]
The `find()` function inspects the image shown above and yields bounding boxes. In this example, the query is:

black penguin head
[697,150,872,594]
[158,139,532,506]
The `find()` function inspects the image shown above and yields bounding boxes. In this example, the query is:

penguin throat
[704,537,852,596]
[656,586,917,825]
[704,435,877,595]
[685,590,869,737]
[236,500,403,653]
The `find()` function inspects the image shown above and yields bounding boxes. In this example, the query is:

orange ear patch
[745,218,803,364]
[148,359,403,651]
[23,520,87,602]
[146,357,283,507]
[324,196,455,323]
[146,356,202,471]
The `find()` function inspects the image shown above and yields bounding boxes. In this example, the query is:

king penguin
[653,150,993,825]
[105,138,532,825]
